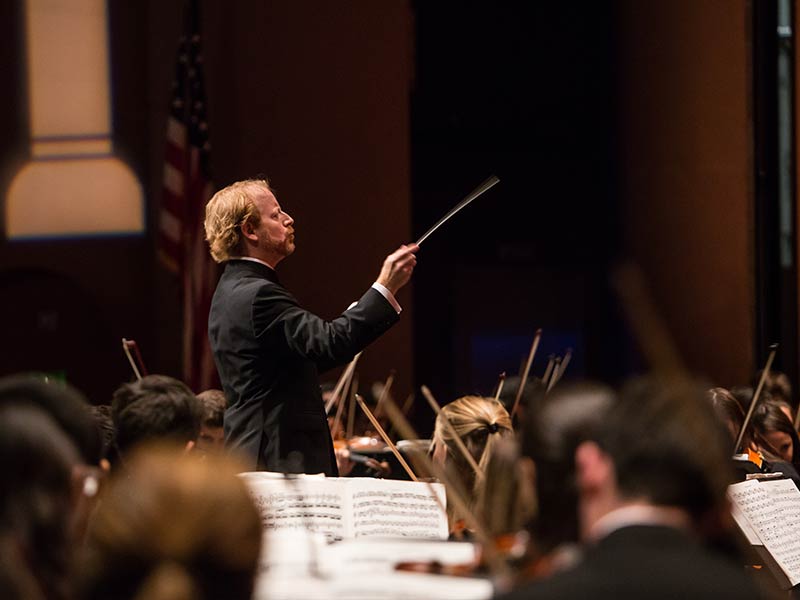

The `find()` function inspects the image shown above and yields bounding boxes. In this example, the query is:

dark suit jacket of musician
[208,259,399,475]
[497,525,765,600]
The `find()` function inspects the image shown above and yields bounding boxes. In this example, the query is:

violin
[394,528,531,585]
[332,435,391,477]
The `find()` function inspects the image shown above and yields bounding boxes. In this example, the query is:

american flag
[158,0,218,392]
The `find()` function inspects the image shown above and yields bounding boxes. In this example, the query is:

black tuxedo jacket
[498,525,766,600]
[208,259,399,474]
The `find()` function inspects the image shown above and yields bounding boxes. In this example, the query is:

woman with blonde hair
[431,395,515,532]
[79,445,263,600]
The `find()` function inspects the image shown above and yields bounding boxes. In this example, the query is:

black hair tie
[487,422,499,434]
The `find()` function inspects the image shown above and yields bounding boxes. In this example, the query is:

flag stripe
[157,0,219,391]
[163,163,185,197]
[159,209,182,243]
[166,116,187,147]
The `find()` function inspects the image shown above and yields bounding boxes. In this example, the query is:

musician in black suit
[204,178,417,474]
[499,378,772,599]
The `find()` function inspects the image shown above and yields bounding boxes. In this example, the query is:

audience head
[522,382,616,552]
[80,446,262,600]
[752,399,800,464]
[112,376,203,459]
[196,389,227,453]
[0,404,81,600]
[578,377,732,538]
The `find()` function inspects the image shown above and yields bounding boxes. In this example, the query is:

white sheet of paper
[348,478,448,540]
[245,477,348,541]
[728,479,800,586]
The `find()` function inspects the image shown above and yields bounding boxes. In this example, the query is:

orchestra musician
[430,395,514,531]
[517,382,616,579]
[204,178,417,474]
[752,399,800,466]
[712,387,800,490]
[499,377,768,599]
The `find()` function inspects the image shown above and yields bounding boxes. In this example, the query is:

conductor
[204,178,417,474]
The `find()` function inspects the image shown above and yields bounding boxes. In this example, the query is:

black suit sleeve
[251,284,399,373]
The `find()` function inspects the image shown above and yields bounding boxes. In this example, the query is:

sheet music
[761,479,800,530]
[349,479,448,539]
[728,479,800,586]
[730,501,761,545]
[245,477,348,541]
[242,474,449,541]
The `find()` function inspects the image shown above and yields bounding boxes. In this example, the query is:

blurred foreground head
[0,404,80,600]
[0,374,101,465]
[583,376,733,533]
[80,446,262,600]
[522,382,616,552]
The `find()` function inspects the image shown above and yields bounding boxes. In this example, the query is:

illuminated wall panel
[6,0,144,239]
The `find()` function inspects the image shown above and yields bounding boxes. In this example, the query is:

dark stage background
[0,1,784,429]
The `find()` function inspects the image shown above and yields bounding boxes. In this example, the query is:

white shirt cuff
[371,282,402,314]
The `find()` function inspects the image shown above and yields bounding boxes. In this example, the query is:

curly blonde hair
[204,179,269,263]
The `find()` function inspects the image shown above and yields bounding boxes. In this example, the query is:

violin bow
[421,385,484,482]
[552,347,573,387]
[546,357,563,393]
[541,355,555,387]
[331,360,358,441]
[325,352,362,414]
[511,329,541,421]
[387,391,414,440]
[493,372,506,402]
[121,338,147,381]
[401,392,415,415]
[374,371,396,419]
[355,394,418,481]
[345,374,359,440]
[611,263,686,375]
[736,344,778,454]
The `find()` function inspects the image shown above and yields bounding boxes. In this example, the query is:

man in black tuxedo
[499,378,772,599]
[204,178,417,474]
